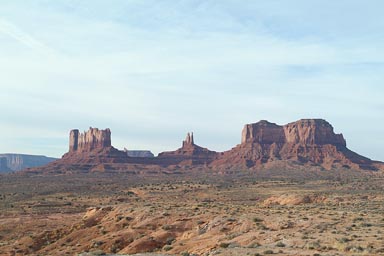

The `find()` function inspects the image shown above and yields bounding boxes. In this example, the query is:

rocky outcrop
[46,128,129,170]
[0,154,57,172]
[283,119,346,146]
[28,120,383,173]
[69,128,111,153]
[212,119,377,170]
[183,132,194,147]
[241,120,286,144]
[158,132,218,165]
[241,119,346,146]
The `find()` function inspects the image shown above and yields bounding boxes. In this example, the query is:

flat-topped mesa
[241,119,346,147]
[69,127,112,153]
[283,119,346,147]
[214,118,371,170]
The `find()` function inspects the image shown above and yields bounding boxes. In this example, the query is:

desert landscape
[1,2,383,256]
[1,119,384,255]
[1,169,384,255]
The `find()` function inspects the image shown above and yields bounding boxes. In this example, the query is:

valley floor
[0,170,384,255]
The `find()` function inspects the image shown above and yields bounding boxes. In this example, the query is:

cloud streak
[0,18,55,55]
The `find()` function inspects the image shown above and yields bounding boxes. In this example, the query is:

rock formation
[53,128,129,169]
[69,128,111,153]
[212,119,377,170]
[124,149,155,158]
[0,154,56,172]
[183,132,194,147]
[158,132,218,166]
[0,157,11,173]
[28,120,383,173]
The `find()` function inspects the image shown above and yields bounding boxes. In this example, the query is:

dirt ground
[1,169,384,256]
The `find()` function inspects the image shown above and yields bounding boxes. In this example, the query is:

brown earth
[1,170,384,255]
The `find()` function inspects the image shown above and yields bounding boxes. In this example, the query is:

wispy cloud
[0,18,55,55]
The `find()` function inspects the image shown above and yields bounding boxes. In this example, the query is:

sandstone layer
[212,119,376,170]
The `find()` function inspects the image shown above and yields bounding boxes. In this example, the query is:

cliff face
[28,120,382,173]
[59,127,128,166]
[283,119,346,147]
[69,128,112,153]
[0,154,57,172]
[241,120,286,144]
[213,119,375,170]
[241,119,346,146]
[0,157,11,173]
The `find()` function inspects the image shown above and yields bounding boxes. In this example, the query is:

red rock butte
[30,119,383,173]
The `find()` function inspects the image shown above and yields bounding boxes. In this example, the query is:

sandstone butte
[29,119,384,173]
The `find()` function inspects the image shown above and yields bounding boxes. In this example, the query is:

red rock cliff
[69,127,112,153]
[283,119,346,147]
[213,119,374,170]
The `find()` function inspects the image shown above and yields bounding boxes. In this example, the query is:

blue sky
[0,0,383,160]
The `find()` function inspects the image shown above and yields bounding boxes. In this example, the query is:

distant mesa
[0,154,57,173]
[62,127,128,164]
[0,157,11,173]
[213,119,376,170]
[28,119,384,173]
[124,149,154,158]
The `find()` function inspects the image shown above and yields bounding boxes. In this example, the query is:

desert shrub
[219,242,230,248]
[163,245,172,251]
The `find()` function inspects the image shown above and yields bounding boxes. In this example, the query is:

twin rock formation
[39,119,381,172]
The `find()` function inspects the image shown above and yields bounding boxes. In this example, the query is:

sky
[0,0,383,160]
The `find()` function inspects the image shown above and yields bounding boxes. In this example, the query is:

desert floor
[1,169,384,256]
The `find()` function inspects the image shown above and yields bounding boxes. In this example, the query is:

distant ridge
[0,154,57,172]
[28,119,383,173]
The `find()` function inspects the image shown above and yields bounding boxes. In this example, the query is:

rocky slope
[0,154,57,172]
[158,132,218,166]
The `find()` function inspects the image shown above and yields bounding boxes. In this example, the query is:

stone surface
[0,154,57,172]
[241,120,286,144]
[212,119,376,170]
[43,128,129,171]
[69,127,111,153]
[28,120,383,173]
[158,132,218,166]
[183,132,194,147]
[283,119,346,146]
